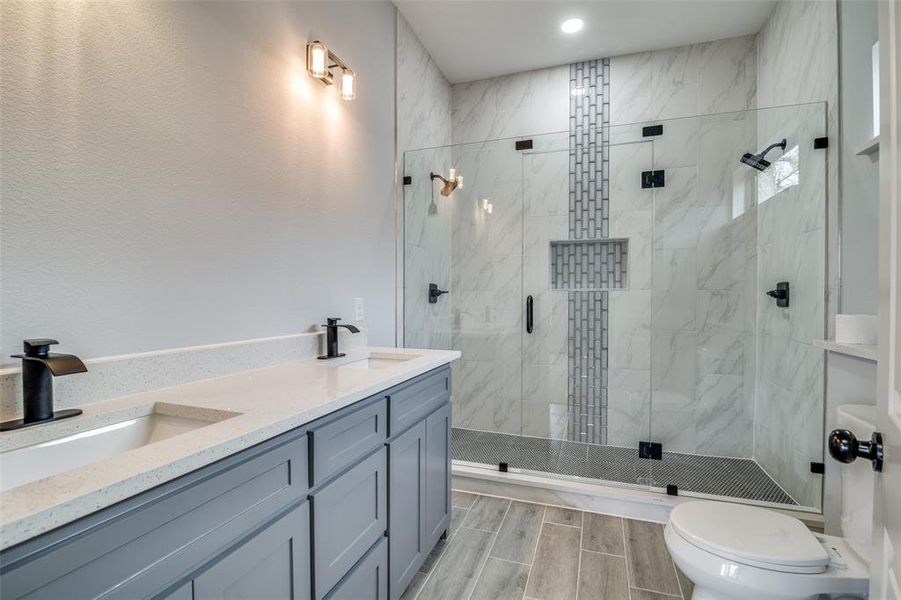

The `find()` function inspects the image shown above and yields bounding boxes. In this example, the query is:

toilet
[664,405,875,600]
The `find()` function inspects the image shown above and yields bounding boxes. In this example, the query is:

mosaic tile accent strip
[452,428,798,506]
[567,292,609,443]
[566,58,611,445]
[551,239,628,290]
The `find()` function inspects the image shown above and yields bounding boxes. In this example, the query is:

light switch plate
[354,297,365,320]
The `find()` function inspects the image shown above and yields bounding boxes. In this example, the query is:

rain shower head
[740,138,787,171]
[430,171,462,197]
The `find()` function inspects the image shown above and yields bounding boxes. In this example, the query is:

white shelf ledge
[856,135,879,156]
[814,339,879,362]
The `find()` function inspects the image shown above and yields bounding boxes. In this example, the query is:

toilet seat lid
[669,501,830,574]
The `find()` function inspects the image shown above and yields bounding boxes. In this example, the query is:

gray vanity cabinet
[0,365,452,600]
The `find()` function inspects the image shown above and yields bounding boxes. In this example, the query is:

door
[871,4,901,597]
[193,501,311,600]
[388,420,426,600]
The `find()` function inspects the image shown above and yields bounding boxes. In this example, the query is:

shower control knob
[828,428,884,472]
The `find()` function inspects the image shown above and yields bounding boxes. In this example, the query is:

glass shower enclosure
[402,103,827,511]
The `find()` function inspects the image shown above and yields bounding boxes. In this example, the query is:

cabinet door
[311,447,388,599]
[424,403,451,546]
[193,501,311,600]
[387,420,427,600]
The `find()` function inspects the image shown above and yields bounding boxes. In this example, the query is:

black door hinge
[642,124,663,137]
[810,462,825,474]
[515,139,533,151]
[641,170,665,189]
[639,441,662,460]
[814,137,829,149]
[403,175,412,185]
[499,462,509,472]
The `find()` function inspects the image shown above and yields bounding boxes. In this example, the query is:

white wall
[0,0,397,362]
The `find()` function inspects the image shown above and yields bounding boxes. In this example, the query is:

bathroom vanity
[0,350,457,600]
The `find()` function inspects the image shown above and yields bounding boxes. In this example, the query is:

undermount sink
[338,352,421,370]
[0,406,236,493]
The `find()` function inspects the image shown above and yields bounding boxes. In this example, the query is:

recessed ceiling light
[561,18,584,34]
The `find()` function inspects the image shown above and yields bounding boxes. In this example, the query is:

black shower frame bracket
[639,441,662,460]
[642,124,663,137]
[515,139,533,151]
[641,170,665,189]
[813,136,829,149]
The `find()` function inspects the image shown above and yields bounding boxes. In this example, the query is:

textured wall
[0,1,397,361]
[755,0,837,508]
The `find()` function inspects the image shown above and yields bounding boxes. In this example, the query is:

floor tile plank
[452,490,478,509]
[675,564,694,598]
[462,495,511,532]
[629,588,682,600]
[450,506,469,539]
[544,506,582,528]
[490,502,545,564]
[417,528,495,600]
[623,520,681,596]
[524,523,581,600]
[582,513,625,556]
[470,558,530,600]
[577,551,630,600]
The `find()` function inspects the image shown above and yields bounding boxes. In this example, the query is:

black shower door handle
[526,295,534,334]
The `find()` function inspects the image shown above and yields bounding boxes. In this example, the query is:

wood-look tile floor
[402,491,695,600]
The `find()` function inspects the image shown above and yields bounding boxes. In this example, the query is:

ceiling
[394,0,777,83]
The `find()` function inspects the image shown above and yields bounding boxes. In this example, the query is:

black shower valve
[766,281,790,307]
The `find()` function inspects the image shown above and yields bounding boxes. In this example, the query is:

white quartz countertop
[0,347,460,550]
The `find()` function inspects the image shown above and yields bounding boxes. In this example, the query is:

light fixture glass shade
[341,69,356,100]
[307,41,328,78]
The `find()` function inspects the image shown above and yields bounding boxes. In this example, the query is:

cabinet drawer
[325,538,387,600]
[388,367,450,437]
[0,430,309,600]
[193,501,311,600]
[311,447,388,599]
[310,397,388,486]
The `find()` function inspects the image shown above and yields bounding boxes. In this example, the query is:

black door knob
[828,428,884,472]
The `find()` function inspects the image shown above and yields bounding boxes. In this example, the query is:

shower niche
[549,239,629,291]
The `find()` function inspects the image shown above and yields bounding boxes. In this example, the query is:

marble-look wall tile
[397,12,453,347]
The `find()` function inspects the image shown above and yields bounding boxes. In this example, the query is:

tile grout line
[622,517,633,600]
[580,547,626,559]
[466,499,512,600]
[575,510,585,600]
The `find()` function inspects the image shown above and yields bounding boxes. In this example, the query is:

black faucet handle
[322,318,341,327]
[23,339,59,357]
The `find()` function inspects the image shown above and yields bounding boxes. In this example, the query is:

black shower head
[739,138,787,171]
[740,152,772,171]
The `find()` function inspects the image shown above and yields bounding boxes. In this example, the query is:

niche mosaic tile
[565,59,612,444]
[551,239,628,291]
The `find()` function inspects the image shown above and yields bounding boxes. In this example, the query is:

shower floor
[452,428,797,506]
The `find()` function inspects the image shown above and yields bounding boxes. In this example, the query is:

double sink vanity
[0,347,460,600]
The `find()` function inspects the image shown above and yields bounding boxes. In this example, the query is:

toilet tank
[837,404,876,563]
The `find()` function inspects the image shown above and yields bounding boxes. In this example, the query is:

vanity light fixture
[561,18,584,34]
[306,40,356,100]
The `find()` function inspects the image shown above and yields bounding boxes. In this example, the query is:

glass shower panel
[646,104,826,510]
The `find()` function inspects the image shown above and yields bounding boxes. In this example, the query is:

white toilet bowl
[664,501,869,600]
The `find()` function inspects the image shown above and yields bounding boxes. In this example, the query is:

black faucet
[318,318,360,359]
[1,339,88,431]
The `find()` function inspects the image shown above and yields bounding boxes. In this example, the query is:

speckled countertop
[0,347,460,550]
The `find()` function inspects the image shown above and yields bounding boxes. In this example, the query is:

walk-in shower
[402,102,827,511]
